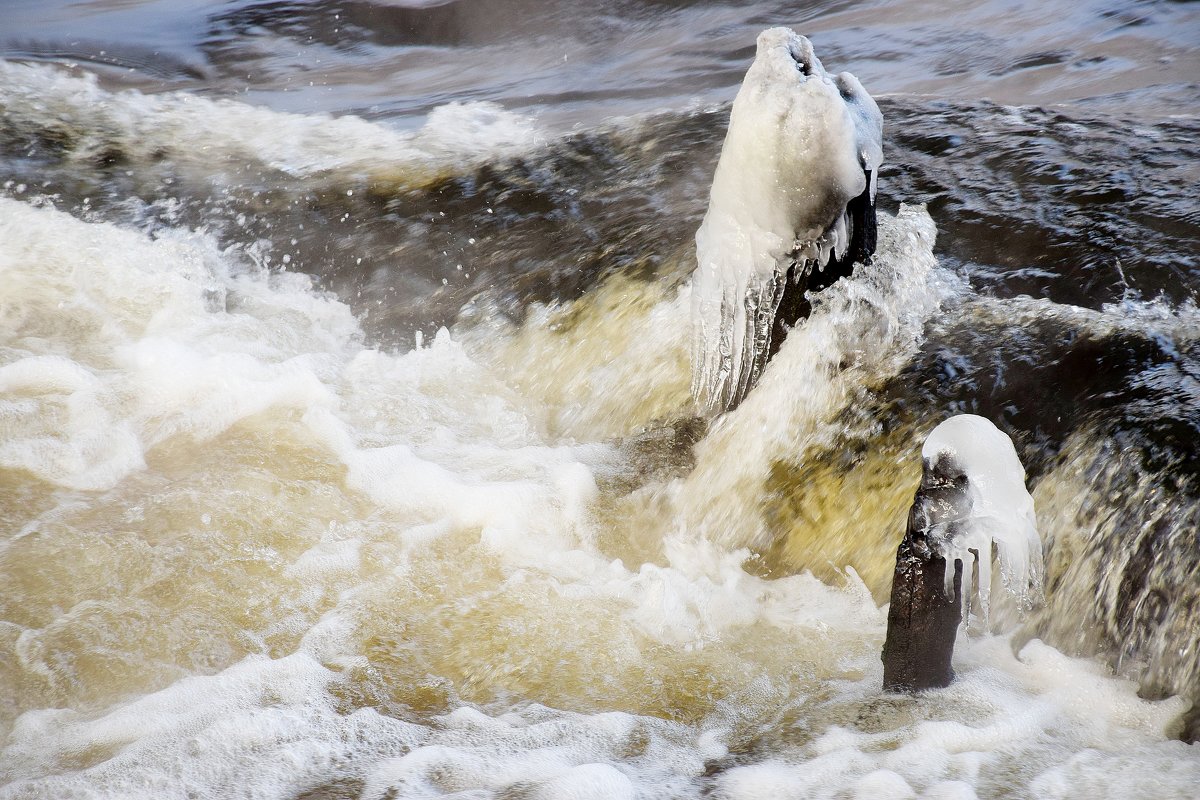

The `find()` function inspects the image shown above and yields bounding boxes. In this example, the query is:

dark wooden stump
[882,453,969,693]
[768,170,878,362]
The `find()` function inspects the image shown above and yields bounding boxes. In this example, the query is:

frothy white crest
[691,27,882,413]
[0,60,541,179]
[953,292,1200,350]
[0,197,356,490]
[921,414,1044,622]
[0,356,145,490]
[681,204,959,550]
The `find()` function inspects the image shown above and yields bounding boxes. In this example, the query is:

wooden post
[882,452,968,692]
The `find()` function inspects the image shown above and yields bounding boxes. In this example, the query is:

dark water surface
[5,0,1199,121]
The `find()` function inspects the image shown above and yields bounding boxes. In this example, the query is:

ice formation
[691,27,883,413]
[921,414,1044,622]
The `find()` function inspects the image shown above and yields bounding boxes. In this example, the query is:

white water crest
[0,60,542,182]
[921,414,1044,623]
[690,27,882,413]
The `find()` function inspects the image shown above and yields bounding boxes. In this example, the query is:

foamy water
[0,59,542,183]
[1,189,1196,798]
[2,1,1200,797]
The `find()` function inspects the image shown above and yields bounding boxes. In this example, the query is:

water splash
[0,60,542,183]
[681,204,957,552]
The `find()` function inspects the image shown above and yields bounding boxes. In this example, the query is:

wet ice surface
[689,28,881,413]
[2,0,1200,797]
[919,415,1043,623]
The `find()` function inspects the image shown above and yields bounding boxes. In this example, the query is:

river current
[1,1,1199,798]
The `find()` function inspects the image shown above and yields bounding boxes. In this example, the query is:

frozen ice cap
[921,414,1044,623]
[691,27,883,413]
[712,27,882,244]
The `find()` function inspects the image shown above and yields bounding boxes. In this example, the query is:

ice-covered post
[689,27,882,414]
[882,415,1043,693]
[881,450,966,691]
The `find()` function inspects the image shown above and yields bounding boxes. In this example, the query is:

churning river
[1,1,1199,798]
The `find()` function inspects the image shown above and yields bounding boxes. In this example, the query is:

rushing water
[2,1,1199,798]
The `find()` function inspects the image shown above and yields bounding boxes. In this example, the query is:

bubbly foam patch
[0,197,354,490]
[710,637,1197,800]
[4,632,1196,798]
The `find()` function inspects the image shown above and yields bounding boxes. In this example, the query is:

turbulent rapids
[2,4,1200,799]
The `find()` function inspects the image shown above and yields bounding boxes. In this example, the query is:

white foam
[0,60,542,180]
[13,578,1191,799]
[0,197,354,490]
[690,28,882,412]
[708,637,1196,800]
[853,769,917,799]
[921,414,1043,622]
[0,355,144,490]
[949,292,1200,351]
[0,652,427,798]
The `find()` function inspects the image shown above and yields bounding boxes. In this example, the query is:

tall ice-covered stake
[691,27,882,413]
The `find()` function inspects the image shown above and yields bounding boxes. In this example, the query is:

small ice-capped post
[882,414,1044,692]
